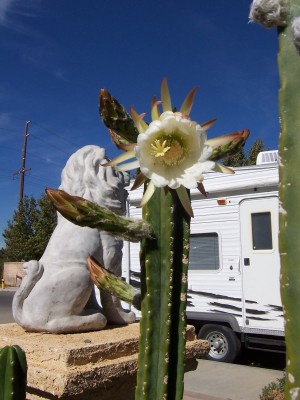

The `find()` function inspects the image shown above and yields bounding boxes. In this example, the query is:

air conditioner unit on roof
[256,150,278,165]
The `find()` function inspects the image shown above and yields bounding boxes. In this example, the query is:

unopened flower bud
[99,89,139,144]
[46,188,152,242]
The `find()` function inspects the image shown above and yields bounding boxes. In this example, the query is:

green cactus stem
[135,187,190,400]
[277,1,300,398]
[0,345,27,400]
[45,188,152,243]
[87,256,141,310]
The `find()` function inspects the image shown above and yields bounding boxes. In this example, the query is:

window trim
[250,211,275,254]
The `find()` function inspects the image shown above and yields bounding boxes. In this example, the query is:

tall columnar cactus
[135,188,190,400]
[0,345,27,400]
[250,1,300,398]
[48,80,248,400]
[278,3,300,398]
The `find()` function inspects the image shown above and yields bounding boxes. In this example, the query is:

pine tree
[3,196,37,261]
[222,148,248,167]
[2,194,57,262]
[247,139,265,166]
[0,248,5,278]
[30,194,57,257]
[223,139,265,167]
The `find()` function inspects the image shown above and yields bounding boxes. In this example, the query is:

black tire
[198,324,241,363]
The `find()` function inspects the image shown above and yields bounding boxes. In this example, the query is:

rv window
[251,212,273,250]
[189,233,220,270]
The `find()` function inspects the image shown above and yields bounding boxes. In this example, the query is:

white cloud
[0,0,15,26]
[0,0,41,32]
[0,112,14,127]
[21,49,67,80]
[0,1,67,80]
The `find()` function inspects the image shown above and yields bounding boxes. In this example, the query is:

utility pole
[14,121,31,202]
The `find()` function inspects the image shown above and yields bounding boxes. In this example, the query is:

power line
[30,121,82,150]
[0,127,22,133]
[27,152,64,167]
[30,133,71,156]
[0,144,64,168]
[27,174,58,187]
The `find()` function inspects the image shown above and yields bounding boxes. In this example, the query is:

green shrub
[260,375,285,400]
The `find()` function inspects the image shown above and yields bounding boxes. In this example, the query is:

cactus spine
[135,187,190,400]
[277,1,300,397]
[0,345,27,400]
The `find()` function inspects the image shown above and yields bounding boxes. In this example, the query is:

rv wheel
[198,324,241,363]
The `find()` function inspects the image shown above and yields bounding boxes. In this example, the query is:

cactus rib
[0,345,27,400]
[135,187,191,400]
[278,1,300,398]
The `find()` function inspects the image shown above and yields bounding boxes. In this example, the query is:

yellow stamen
[150,139,170,158]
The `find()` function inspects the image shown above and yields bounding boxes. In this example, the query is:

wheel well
[188,319,241,341]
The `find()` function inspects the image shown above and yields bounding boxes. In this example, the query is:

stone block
[0,323,209,399]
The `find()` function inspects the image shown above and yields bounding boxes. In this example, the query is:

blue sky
[0,1,280,248]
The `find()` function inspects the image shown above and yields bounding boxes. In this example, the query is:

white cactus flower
[135,111,214,190]
[106,79,237,217]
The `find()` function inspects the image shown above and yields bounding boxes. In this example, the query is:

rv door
[240,197,284,333]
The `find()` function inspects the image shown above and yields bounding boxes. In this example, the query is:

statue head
[59,145,129,215]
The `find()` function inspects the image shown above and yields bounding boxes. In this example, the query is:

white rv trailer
[121,150,285,363]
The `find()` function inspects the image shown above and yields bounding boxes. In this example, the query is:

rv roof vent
[256,150,278,165]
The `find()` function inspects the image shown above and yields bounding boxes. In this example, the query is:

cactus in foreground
[250,1,300,398]
[278,2,300,398]
[0,345,27,400]
[136,187,190,400]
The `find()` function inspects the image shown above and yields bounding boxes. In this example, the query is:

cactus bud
[87,256,141,310]
[99,89,139,144]
[206,129,250,162]
[46,188,152,242]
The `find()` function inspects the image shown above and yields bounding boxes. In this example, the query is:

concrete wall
[3,262,25,287]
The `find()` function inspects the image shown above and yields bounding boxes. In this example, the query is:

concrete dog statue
[12,145,135,333]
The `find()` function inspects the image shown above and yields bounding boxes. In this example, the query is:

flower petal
[104,150,136,166]
[114,159,140,171]
[161,78,172,112]
[214,163,235,174]
[140,181,156,207]
[176,186,194,217]
[116,143,137,152]
[180,87,198,116]
[131,172,147,191]
[200,118,217,131]
[130,107,149,133]
[151,96,162,121]
[197,182,207,197]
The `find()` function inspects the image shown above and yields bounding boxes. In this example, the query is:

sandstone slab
[0,323,209,400]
